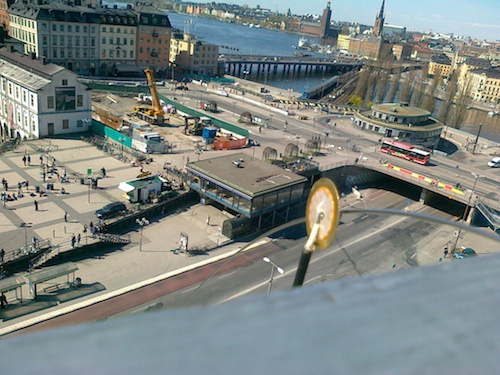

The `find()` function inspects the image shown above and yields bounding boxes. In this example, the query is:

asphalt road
[106,190,453,320]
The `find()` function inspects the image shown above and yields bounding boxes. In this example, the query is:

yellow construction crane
[133,69,165,125]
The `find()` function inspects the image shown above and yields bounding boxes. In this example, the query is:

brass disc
[305,178,340,250]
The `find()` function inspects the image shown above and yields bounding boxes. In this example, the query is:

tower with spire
[373,0,385,37]
[320,1,332,38]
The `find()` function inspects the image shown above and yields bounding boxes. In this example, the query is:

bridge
[220,54,362,79]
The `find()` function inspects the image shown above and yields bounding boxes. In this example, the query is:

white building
[0,46,92,139]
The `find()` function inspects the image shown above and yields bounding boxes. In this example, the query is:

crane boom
[144,68,163,113]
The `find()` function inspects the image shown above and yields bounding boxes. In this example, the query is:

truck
[201,100,218,113]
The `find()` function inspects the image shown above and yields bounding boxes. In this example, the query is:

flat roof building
[186,153,308,235]
[354,103,443,148]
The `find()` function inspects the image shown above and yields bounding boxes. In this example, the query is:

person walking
[64,211,68,222]
[27,155,31,165]
[444,246,449,258]
[77,233,81,245]
[34,200,39,211]
[71,234,76,248]
[0,248,4,264]
[22,155,27,166]
[206,215,211,226]
[39,155,43,165]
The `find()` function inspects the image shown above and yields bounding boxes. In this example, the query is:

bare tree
[385,70,401,103]
[449,76,473,129]
[364,70,378,105]
[421,71,441,113]
[375,67,390,103]
[437,72,458,123]
[399,71,414,103]
[354,66,372,98]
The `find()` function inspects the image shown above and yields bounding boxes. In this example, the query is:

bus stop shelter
[26,262,78,298]
[0,276,26,302]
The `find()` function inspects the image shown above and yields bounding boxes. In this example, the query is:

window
[47,96,54,108]
[130,51,134,58]
[68,25,72,32]
[75,37,80,46]
[102,26,106,32]
[62,79,68,86]
[91,37,95,47]
[84,26,88,33]
[76,25,80,32]
[60,25,64,32]
[52,24,56,31]
[30,94,34,106]
[110,27,114,33]
[77,95,83,107]
[62,119,69,129]
[60,35,65,45]
[102,37,106,45]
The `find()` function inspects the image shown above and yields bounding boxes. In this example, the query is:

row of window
[102,26,135,34]
[102,37,134,46]
[47,48,97,59]
[42,35,96,47]
[1,80,36,107]
[101,50,134,59]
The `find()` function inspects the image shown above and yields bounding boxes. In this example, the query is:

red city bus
[380,140,431,165]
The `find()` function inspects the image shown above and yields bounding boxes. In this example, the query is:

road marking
[217,270,237,280]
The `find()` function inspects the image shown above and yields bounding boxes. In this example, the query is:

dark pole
[472,123,483,154]
[293,250,313,287]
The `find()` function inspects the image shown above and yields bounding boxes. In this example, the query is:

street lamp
[118,137,125,157]
[20,222,32,248]
[136,217,150,252]
[263,256,284,294]
[452,172,481,252]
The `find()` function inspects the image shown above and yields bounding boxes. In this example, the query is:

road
[100,190,453,321]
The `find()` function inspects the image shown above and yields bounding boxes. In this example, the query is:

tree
[385,70,401,103]
[364,71,378,105]
[349,95,363,107]
[421,71,441,113]
[449,76,473,129]
[354,66,372,99]
[375,68,389,103]
[399,72,414,103]
[437,72,458,123]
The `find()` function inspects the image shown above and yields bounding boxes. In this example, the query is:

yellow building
[428,54,452,78]
[337,34,350,52]
[469,69,500,104]
[170,32,219,76]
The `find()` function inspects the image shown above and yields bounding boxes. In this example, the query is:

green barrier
[159,94,249,138]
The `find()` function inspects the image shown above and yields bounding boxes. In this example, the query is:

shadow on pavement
[0,282,106,322]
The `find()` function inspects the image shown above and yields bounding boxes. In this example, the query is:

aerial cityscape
[0,0,499,371]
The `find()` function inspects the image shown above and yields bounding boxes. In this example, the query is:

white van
[487,157,500,168]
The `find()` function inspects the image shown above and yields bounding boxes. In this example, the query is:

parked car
[95,202,127,219]
[487,157,500,168]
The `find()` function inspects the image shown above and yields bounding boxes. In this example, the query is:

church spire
[378,0,385,18]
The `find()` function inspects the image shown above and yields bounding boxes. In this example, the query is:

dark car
[95,202,127,219]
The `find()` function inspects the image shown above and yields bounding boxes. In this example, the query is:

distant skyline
[225,0,499,41]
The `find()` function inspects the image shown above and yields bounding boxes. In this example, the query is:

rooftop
[187,152,307,198]
[372,103,431,118]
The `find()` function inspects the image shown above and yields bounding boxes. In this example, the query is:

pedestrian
[444,246,449,258]
[27,155,31,165]
[0,293,7,309]
[22,155,27,166]
[0,248,4,263]
[42,171,46,182]
[32,237,38,249]
[83,224,88,234]
[64,211,68,222]
[259,126,262,133]
[77,233,81,245]
[4,181,7,191]
[71,234,76,248]
[34,200,38,211]
[17,182,22,194]
[39,155,43,165]
[206,215,211,226]
[2,195,6,209]
[25,180,29,190]
[89,221,93,229]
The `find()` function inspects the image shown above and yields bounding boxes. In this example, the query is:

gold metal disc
[305,178,340,250]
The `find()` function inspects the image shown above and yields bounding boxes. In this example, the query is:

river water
[166,12,500,143]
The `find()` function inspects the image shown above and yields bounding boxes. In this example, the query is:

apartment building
[135,5,171,74]
[0,46,92,139]
[170,32,218,76]
[428,54,452,78]
[7,2,172,77]
[469,69,500,104]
